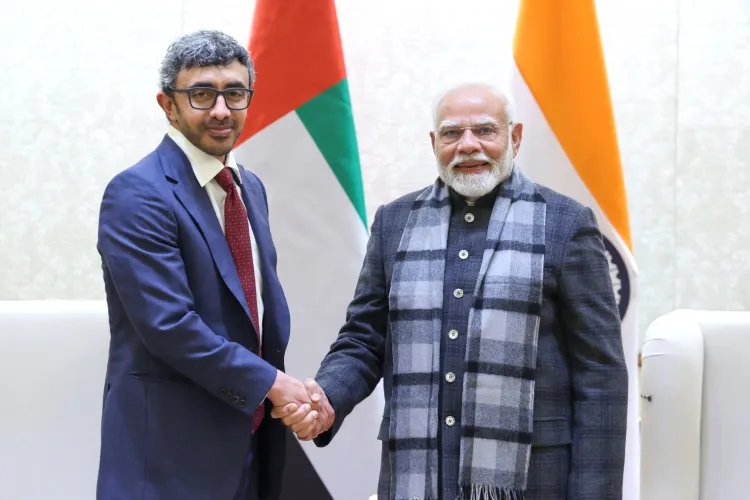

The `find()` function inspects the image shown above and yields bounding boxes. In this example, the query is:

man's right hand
[267,370,318,432]
[271,378,334,440]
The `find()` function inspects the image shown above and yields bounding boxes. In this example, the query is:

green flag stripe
[296,79,366,227]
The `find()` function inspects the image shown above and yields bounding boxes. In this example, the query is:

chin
[201,138,235,156]
[451,185,496,199]
[448,170,508,198]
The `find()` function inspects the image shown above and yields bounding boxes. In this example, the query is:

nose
[455,128,481,155]
[210,94,231,120]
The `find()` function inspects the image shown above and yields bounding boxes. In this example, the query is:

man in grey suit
[274,83,628,500]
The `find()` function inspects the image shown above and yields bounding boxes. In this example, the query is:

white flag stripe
[235,110,382,499]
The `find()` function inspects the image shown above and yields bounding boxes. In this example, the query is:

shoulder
[98,141,188,233]
[377,185,431,220]
[238,165,263,187]
[364,185,432,248]
[535,183,586,217]
[102,150,165,203]
[238,165,267,198]
[534,182,593,231]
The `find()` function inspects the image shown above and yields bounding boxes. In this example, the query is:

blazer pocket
[377,417,390,441]
[531,417,571,446]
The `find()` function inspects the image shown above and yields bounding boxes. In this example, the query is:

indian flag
[511,1,640,498]
[234,1,382,498]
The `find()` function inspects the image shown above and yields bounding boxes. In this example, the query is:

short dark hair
[159,30,255,92]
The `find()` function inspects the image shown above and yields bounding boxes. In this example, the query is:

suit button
[239,399,246,408]
[218,388,227,397]
[225,391,234,400]
[233,396,240,404]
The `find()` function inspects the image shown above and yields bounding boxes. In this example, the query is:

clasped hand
[267,371,334,440]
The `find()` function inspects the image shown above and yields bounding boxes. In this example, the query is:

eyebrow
[472,118,499,126]
[438,120,460,130]
[437,117,499,131]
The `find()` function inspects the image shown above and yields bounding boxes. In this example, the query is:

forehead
[175,60,249,87]
[435,89,506,126]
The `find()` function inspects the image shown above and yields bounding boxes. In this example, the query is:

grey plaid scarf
[386,168,546,500]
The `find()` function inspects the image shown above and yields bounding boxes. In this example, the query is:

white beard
[437,145,515,199]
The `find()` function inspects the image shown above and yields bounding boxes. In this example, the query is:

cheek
[232,110,247,130]
[482,143,504,161]
[188,112,208,130]
[436,146,454,166]
[176,106,205,129]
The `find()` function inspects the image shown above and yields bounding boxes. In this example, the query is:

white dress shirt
[167,126,264,340]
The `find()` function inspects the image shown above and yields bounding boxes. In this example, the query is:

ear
[156,92,177,124]
[429,130,436,151]
[510,122,523,156]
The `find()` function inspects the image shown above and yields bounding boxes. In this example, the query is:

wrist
[268,370,285,405]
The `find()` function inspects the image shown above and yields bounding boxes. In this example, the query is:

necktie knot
[214,167,236,193]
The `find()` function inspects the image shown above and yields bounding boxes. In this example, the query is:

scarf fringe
[458,484,525,500]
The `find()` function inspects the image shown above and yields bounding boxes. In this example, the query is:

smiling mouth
[454,160,490,172]
[206,127,234,138]
[457,160,487,167]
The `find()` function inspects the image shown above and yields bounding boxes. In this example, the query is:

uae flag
[511,1,640,498]
[234,1,382,499]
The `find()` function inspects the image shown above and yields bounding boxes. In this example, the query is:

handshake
[267,370,335,441]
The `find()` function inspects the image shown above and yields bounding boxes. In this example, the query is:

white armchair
[0,301,109,500]
[640,309,750,500]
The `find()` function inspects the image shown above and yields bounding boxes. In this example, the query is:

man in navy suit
[95,30,314,500]
[276,83,628,500]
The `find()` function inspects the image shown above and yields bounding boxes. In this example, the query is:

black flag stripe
[279,433,334,500]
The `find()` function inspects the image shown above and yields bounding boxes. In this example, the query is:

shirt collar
[167,125,241,187]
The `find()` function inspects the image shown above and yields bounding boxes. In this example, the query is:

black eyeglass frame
[168,87,254,110]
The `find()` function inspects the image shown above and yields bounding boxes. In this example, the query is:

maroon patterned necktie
[214,167,265,433]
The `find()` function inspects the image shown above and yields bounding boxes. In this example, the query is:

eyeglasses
[169,87,254,110]
[436,123,511,145]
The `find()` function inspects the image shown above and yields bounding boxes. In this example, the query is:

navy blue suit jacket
[96,136,289,500]
[315,183,629,500]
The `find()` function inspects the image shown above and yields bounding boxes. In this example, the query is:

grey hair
[432,82,517,128]
[159,30,255,92]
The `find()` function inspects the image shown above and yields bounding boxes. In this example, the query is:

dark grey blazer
[314,181,628,500]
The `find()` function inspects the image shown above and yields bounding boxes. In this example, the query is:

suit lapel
[157,136,255,326]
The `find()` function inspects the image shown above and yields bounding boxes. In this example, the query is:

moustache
[203,120,237,129]
[448,152,494,170]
